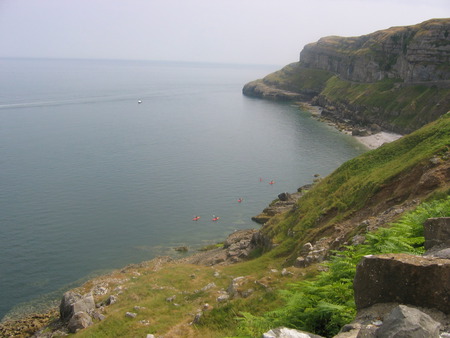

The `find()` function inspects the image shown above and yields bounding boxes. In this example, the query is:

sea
[0,58,367,320]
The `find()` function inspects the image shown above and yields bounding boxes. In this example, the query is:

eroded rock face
[353,254,450,314]
[300,19,450,84]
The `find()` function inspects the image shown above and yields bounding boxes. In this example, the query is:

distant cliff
[243,18,450,134]
[300,18,450,83]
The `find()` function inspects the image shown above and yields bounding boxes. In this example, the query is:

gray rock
[428,248,450,259]
[166,295,176,303]
[376,305,440,337]
[60,291,95,322]
[263,327,324,337]
[125,312,137,318]
[217,294,230,303]
[67,311,93,333]
[201,282,216,291]
[191,312,202,325]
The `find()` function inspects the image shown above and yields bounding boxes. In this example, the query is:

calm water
[0,58,366,320]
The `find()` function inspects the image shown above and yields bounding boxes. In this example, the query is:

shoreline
[0,100,402,333]
[297,102,403,149]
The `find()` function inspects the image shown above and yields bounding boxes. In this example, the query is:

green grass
[238,196,450,337]
[262,63,333,93]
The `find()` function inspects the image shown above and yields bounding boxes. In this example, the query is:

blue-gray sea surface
[0,58,366,320]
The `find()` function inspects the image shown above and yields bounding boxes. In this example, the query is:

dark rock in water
[68,311,93,333]
[353,253,450,314]
[376,305,440,338]
[60,291,95,322]
[278,192,291,201]
[174,246,188,252]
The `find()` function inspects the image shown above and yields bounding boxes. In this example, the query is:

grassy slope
[71,113,450,337]
[262,112,450,260]
[320,76,450,132]
[258,64,450,133]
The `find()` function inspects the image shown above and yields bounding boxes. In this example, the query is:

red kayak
[212,216,220,221]
[192,216,200,221]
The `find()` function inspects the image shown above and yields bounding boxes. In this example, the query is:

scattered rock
[125,312,137,318]
[166,295,176,303]
[201,282,216,291]
[217,294,230,303]
[281,268,293,276]
[293,238,331,268]
[227,276,247,298]
[191,312,202,325]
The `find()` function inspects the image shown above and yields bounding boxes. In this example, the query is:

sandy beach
[297,102,403,150]
[354,132,403,149]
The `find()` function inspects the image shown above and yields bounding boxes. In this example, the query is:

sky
[0,0,449,66]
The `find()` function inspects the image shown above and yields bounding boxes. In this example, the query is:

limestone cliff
[243,19,450,134]
[300,18,450,83]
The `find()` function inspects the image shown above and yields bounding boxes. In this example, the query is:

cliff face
[243,19,450,134]
[300,18,450,84]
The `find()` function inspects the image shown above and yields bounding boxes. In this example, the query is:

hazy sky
[0,0,449,65]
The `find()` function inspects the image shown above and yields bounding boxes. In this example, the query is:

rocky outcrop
[178,229,260,266]
[242,79,307,101]
[300,19,450,84]
[252,187,311,224]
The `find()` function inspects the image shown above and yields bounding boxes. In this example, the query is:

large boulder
[424,217,450,250]
[353,254,450,314]
[67,311,93,333]
[376,305,440,338]
[60,291,95,322]
[263,327,324,338]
